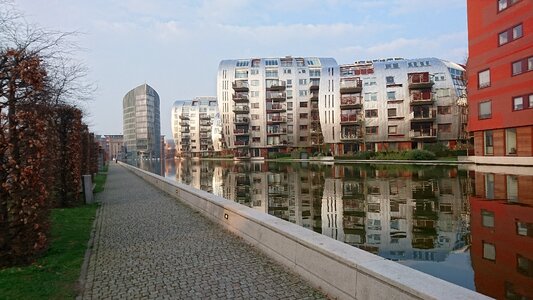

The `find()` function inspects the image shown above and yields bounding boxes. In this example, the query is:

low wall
[459,155,533,166]
[120,163,489,300]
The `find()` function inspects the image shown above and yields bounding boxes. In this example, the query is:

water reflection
[147,159,533,297]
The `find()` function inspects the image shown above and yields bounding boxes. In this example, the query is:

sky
[13,0,468,138]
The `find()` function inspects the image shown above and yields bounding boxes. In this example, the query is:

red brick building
[466,0,533,165]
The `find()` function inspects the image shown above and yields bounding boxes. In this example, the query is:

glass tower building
[122,83,161,160]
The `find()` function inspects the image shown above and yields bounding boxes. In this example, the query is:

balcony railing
[180,128,190,133]
[233,105,250,113]
[232,81,249,91]
[233,93,249,102]
[340,95,363,107]
[410,109,437,121]
[234,117,250,124]
[200,126,211,132]
[341,114,359,123]
[408,72,434,89]
[266,81,286,90]
[234,140,249,147]
[267,116,287,123]
[410,96,434,105]
[266,103,286,112]
[340,133,362,140]
[179,115,190,120]
[179,121,189,126]
[267,128,287,135]
[200,120,211,126]
[266,92,286,101]
[200,133,210,139]
[309,80,320,90]
[310,91,319,100]
[234,129,250,135]
[340,79,363,93]
[409,129,437,139]
[199,113,210,120]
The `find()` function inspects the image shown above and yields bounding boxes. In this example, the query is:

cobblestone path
[79,164,326,299]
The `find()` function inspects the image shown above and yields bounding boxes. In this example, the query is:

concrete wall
[120,162,489,300]
[459,155,533,166]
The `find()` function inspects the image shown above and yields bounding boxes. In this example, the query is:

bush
[405,149,437,160]
[269,152,291,159]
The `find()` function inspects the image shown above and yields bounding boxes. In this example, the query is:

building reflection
[470,170,533,299]
[160,159,532,295]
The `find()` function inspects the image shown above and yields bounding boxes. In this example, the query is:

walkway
[79,164,325,299]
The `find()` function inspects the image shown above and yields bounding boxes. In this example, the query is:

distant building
[217,56,337,158]
[466,0,533,165]
[122,83,161,160]
[171,97,221,157]
[98,135,124,160]
[324,57,467,155]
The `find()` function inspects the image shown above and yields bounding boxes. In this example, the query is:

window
[283,68,291,74]
[517,255,533,277]
[484,130,494,155]
[250,91,259,97]
[387,91,396,101]
[388,125,397,135]
[286,79,293,87]
[265,59,278,66]
[365,109,378,118]
[482,210,494,227]
[364,92,377,101]
[512,56,533,75]
[478,69,490,89]
[507,175,518,201]
[438,106,451,114]
[506,128,517,155]
[251,103,259,109]
[287,102,293,110]
[299,136,307,142]
[498,0,521,12]
[485,173,495,199]
[251,126,260,131]
[438,123,451,133]
[265,69,278,77]
[387,108,397,117]
[251,114,259,120]
[514,96,524,110]
[250,69,259,75]
[483,242,496,261]
[299,90,308,97]
[251,80,259,86]
[299,102,308,108]
[236,60,249,67]
[366,126,378,135]
[386,76,395,84]
[299,79,307,85]
[299,113,308,119]
[499,24,523,45]
[517,221,532,237]
[479,101,492,119]
[299,125,307,130]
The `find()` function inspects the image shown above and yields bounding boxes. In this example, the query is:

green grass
[93,165,108,193]
[0,204,98,300]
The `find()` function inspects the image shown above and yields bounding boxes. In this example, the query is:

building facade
[323,57,467,155]
[98,134,124,161]
[217,57,338,158]
[122,83,161,160]
[466,0,533,165]
[171,97,222,157]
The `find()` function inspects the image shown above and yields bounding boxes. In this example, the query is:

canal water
[135,159,533,299]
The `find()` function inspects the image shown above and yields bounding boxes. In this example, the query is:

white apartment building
[171,97,222,157]
[323,57,467,155]
[217,56,338,158]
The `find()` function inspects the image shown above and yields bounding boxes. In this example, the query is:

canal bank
[121,162,489,299]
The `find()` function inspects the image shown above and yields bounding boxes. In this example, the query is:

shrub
[406,149,437,160]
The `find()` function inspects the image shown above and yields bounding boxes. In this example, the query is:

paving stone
[79,164,326,299]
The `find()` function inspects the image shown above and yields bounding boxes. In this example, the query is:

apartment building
[323,58,467,155]
[122,83,161,160]
[466,0,533,165]
[171,97,222,157]
[217,56,338,158]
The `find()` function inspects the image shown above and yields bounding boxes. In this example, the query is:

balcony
[267,116,287,124]
[340,95,363,108]
[200,139,210,145]
[341,133,362,141]
[233,81,249,92]
[310,114,320,122]
[408,72,434,89]
[266,103,286,112]
[266,81,286,91]
[341,114,359,123]
[267,128,287,135]
[233,105,250,113]
[340,79,362,94]
[409,129,437,139]
[410,97,434,106]
[234,140,250,147]
[199,113,210,120]
[179,121,189,126]
[181,139,190,145]
[309,80,320,90]
[410,109,437,122]
[200,126,211,132]
[200,133,210,139]
[179,115,190,120]
[310,102,319,109]
[266,92,286,101]
[200,120,211,126]
[234,129,250,135]
[310,91,319,101]
[233,93,249,102]
[234,117,250,125]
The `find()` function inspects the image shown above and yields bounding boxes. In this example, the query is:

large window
[482,210,495,227]
[438,123,451,133]
[513,94,533,110]
[479,101,492,119]
[498,0,521,12]
[366,126,378,135]
[506,128,517,155]
[511,56,533,76]
[478,69,491,89]
[387,108,397,117]
[365,109,378,118]
[388,125,398,135]
[499,23,523,45]
[484,130,494,155]
[387,91,396,101]
[483,242,496,261]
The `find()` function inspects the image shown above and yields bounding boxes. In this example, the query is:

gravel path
[79,164,326,299]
